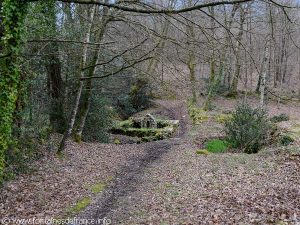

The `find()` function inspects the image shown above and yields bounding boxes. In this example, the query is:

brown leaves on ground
[0,141,145,219]
[1,98,300,225]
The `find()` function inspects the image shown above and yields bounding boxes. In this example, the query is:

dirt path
[78,100,188,222]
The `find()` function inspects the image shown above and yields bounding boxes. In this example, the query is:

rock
[141,113,157,129]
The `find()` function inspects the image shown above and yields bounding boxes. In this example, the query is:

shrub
[224,102,270,154]
[205,139,228,153]
[280,135,294,146]
[270,113,289,123]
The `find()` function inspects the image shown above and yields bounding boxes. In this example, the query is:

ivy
[0,0,27,182]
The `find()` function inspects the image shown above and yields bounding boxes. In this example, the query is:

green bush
[280,135,294,146]
[205,139,228,153]
[224,102,270,154]
[270,113,289,123]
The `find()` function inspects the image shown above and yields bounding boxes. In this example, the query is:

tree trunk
[47,54,65,133]
[57,5,96,154]
[260,44,269,107]
[74,3,111,142]
[203,6,216,110]
[185,9,197,104]
[230,5,246,96]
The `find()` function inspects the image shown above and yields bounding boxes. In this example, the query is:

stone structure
[141,114,157,129]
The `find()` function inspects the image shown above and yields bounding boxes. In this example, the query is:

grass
[205,139,228,153]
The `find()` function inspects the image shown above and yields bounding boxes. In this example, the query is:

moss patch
[195,149,210,155]
[205,139,228,153]
[90,182,107,194]
[114,138,121,145]
[67,197,91,215]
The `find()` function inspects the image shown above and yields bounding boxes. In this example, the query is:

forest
[0,0,300,224]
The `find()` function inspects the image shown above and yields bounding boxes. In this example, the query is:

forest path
[2,98,299,224]
[78,99,300,225]
[78,100,190,223]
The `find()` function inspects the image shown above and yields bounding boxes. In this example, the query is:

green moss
[195,149,210,155]
[67,197,91,215]
[90,182,107,194]
[118,119,133,128]
[73,133,82,143]
[114,138,121,145]
[205,139,228,153]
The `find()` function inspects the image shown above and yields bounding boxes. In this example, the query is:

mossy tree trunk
[0,0,27,182]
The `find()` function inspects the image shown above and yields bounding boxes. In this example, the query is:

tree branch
[28,0,253,14]
[27,39,115,46]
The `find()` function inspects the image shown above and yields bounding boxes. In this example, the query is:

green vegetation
[82,96,114,143]
[129,78,151,111]
[205,139,228,153]
[0,0,28,183]
[67,197,91,215]
[111,118,178,142]
[187,100,208,125]
[215,113,233,124]
[224,102,270,154]
[279,135,294,146]
[114,139,121,144]
[195,149,210,155]
[270,113,289,123]
[90,182,107,194]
